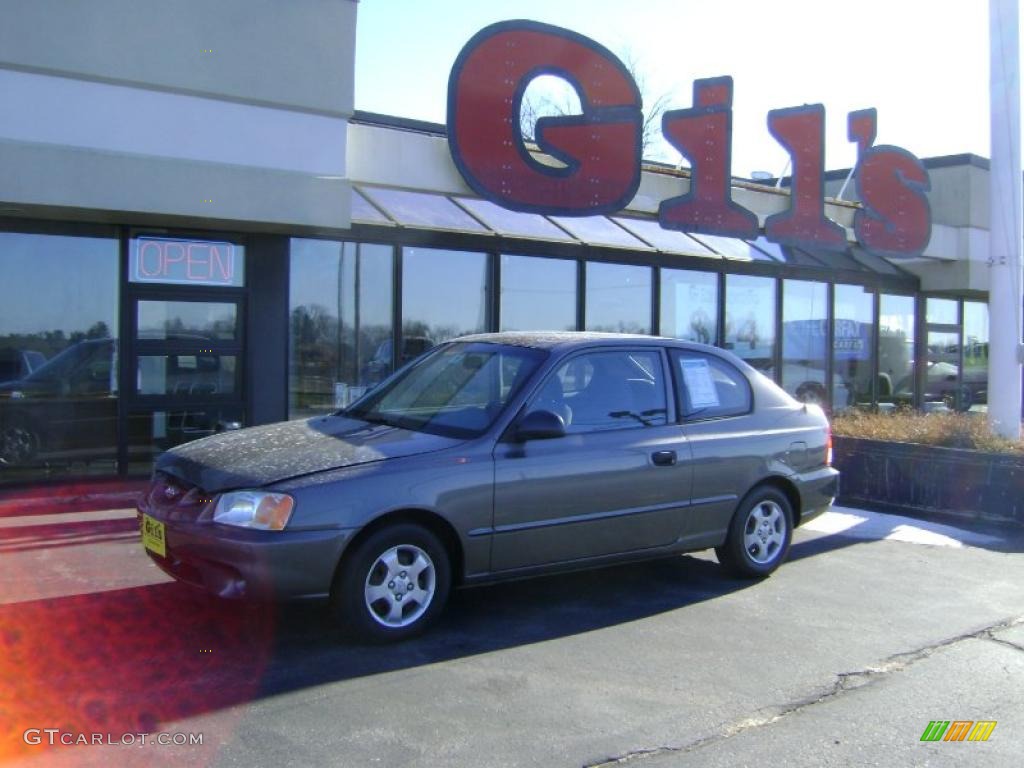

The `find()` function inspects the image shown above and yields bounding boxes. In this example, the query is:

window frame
[520,346,674,436]
[668,348,754,423]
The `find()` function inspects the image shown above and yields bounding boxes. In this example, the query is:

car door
[490,347,692,572]
[669,349,765,542]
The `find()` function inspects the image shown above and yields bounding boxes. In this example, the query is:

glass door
[122,234,247,474]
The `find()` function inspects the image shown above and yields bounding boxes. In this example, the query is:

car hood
[155,416,463,492]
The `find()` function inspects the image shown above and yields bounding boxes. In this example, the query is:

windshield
[345,342,547,438]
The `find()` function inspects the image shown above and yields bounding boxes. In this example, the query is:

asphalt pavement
[0,504,1021,767]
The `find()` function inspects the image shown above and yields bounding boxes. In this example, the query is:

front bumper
[138,510,354,600]
[795,466,840,525]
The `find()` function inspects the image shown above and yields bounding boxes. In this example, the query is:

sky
[354,0,1003,178]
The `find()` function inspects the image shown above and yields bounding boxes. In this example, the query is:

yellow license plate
[141,514,166,557]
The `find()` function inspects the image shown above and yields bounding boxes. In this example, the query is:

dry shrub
[831,409,1024,454]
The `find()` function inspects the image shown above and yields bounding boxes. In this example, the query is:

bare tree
[519,49,674,162]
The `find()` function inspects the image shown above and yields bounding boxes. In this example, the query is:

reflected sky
[0,233,118,337]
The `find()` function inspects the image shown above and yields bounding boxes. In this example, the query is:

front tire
[332,523,451,643]
[715,486,794,578]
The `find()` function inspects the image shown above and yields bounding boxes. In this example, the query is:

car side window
[670,351,752,420]
[529,350,668,433]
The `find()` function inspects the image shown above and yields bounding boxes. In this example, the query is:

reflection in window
[402,247,488,350]
[962,301,988,412]
[534,349,667,433]
[500,255,577,332]
[289,239,394,418]
[585,262,651,334]
[879,295,915,408]
[137,354,237,397]
[926,297,959,325]
[833,284,875,411]
[0,232,119,483]
[660,269,718,345]
[137,301,237,341]
[126,405,244,475]
[348,342,545,439]
[669,350,752,419]
[725,274,775,373]
[781,280,828,405]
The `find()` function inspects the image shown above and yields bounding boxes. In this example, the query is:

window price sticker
[680,358,720,408]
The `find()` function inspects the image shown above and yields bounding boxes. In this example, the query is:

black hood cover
[155,416,461,492]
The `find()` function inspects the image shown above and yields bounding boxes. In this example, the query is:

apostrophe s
[849,109,932,258]
[447,20,642,216]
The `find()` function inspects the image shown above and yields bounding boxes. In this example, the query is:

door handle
[651,450,676,466]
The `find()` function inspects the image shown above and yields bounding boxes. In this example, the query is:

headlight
[213,491,295,531]
[9,391,24,400]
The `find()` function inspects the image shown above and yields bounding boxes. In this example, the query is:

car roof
[454,331,715,353]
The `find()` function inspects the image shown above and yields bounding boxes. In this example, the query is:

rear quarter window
[670,350,752,420]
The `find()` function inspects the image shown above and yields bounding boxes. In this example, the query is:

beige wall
[0,0,356,230]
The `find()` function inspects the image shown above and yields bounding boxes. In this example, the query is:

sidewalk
[0,479,149,518]
[0,480,166,604]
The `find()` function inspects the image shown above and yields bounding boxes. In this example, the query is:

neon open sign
[130,237,242,287]
[447,20,931,259]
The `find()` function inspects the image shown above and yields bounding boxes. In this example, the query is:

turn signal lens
[825,426,833,467]
[213,491,295,531]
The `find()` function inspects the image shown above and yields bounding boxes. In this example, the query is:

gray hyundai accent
[138,332,838,642]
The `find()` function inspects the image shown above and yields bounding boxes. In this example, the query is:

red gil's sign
[447,20,931,259]
[130,236,240,286]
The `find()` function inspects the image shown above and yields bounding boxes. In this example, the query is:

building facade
[0,0,996,487]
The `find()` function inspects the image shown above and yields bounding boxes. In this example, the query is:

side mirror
[515,409,566,441]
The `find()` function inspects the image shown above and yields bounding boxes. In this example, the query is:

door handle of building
[651,450,677,466]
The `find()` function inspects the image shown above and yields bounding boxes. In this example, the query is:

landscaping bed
[831,411,1024,526]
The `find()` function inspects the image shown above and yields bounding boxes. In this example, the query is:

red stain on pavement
[0,583,278,764]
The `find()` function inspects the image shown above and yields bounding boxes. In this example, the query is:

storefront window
[500,255,577,332]
[962,301,989,412]
[585,262,651,334]
[660,269,718,344]
[137,301,238,341]
[0,231,119,483]
[781,280,828,405]
[833,284,876,411]
[879,295,916,408]
[926,297,959,325]
[725,274,775,373]
[289,239,393,418]
[402,246,488,349]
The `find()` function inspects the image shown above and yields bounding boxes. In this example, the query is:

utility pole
[988,0,1023,439]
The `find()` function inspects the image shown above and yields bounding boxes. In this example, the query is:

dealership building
[0,0,998,488]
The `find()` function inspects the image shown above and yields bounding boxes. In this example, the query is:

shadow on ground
[3,511,1010,760]
[0,547,781,758]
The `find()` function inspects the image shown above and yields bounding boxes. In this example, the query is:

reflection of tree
[688,309,712,344]
[291,304,396,411]
[736,315,760,349]
[403,321,463,345]
[588,322,647,334]
[0,321,111,361]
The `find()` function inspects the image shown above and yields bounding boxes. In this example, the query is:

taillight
[825,425,833,467]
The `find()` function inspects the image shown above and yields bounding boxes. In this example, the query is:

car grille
[140,472,214,522]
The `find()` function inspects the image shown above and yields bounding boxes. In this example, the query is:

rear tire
[332,523,451,643]
[716,486,794,578]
